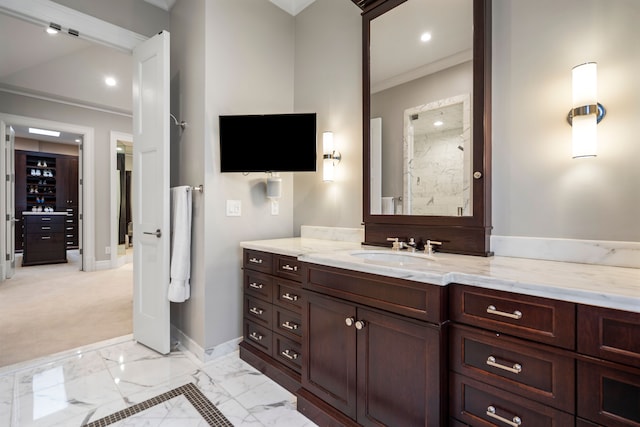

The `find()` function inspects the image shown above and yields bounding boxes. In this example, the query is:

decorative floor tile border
[85,383,233,426]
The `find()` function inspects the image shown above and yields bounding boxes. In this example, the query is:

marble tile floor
[0,336,317,426]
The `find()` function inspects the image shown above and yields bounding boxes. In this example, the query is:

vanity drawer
[243,319,272,356]
[243,249,273,274]
[244,270,273,302]
[273,333,302,373]
[450,284,575,350]
[275,254,302,281]
[578,304,640,368]
[450,324,575,412]
[273,306,302,341]
[451,373,575,427]
[305,264,445,323]
[577,359,640,427]
[244,295,273,328]
[274,278,303,313]
[25,219,64,233]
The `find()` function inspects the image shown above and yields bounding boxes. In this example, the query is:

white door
[132,31,171,354]
[3,122,15,279]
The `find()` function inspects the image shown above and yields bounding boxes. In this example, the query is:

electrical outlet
[271,200,279,215]
[226,200,241,216]
[105,246,111,254]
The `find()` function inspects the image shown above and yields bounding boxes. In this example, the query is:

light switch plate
[271,200,279,215]
[226,200,241,216]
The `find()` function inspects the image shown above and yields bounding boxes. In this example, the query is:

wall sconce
[322,131,342,181]
[567,62,606,158]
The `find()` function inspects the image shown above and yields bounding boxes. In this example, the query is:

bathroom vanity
[240,237,640,427]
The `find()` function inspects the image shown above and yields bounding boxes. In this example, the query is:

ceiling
[0,0,468,141]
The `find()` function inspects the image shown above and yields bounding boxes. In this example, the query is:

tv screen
[219,113,317,173]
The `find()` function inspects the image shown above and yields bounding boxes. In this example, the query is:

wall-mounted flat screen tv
[219,113,317,173]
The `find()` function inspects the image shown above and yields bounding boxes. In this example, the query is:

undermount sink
[349,250,436,265]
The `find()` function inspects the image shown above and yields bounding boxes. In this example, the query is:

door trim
[0,113,95,271]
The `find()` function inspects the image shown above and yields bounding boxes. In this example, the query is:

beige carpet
[0,252,133,367]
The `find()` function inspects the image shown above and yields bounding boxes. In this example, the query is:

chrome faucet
[425,240,442,256]
[386,237,406,251]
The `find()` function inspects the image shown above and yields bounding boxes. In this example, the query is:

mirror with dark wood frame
[354,0,492,256]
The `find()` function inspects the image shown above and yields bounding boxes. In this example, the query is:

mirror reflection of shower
[403,94,472,216]
[116,140,133,261]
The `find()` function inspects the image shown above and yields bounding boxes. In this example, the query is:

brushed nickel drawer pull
[41,217,51,221]
[486,356,522,374]
[249,332,263,341]
[345,317,355,327]
[41,236,51,240]
[248,257,263,264]
[282,293,298,301]
[281,349,298,360]
[487,305,522,320]
[41,226,51,230]
[486,406,522,427]
[281,321,299,330]
[249,307,263,316]
[249,282,263,289]
[355,320,366,330]
[281,264,298,272]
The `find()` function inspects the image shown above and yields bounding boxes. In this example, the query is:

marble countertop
[241,237,640,313]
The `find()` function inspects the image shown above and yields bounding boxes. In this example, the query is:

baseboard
[95,259,112,271]
[170,325,240,363]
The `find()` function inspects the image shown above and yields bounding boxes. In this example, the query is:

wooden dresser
[22,212,67,266]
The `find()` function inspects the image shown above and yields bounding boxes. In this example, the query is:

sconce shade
[571,62,599,158]
[323,131,340,181]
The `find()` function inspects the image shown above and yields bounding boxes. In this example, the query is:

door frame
[110,131,133,268]
[0,113,95,271]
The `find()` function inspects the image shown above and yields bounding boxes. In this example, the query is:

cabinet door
[577,359,640,427]
[56,156,78,207]
[356,307,443,427]
[303,291,357,419]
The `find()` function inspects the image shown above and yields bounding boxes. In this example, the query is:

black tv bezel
[219,113,317,173]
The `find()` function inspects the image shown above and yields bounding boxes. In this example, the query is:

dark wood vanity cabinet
[299,264,446,427]
[449,284,577,426]
[239,249,304,393]
[576,305,640,427]
[450,285,640,427]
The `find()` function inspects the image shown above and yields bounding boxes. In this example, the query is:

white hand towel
[168,186,192,302]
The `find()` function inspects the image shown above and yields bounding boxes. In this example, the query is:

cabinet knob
[355,320,366,330]
[345,317,355,327]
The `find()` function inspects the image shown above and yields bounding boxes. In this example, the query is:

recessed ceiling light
[29,127,60,137]
[105,77,117,87]
[420,32,432,42]
[433,120,444,127]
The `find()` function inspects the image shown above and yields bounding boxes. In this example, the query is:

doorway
[111,131,134,268]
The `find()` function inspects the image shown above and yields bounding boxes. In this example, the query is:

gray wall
[168,0,298,351]
[168,0,206,348]
[293,0,363,231]
[492,0,640,241]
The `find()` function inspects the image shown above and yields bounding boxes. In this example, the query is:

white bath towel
[168,186,192,303]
